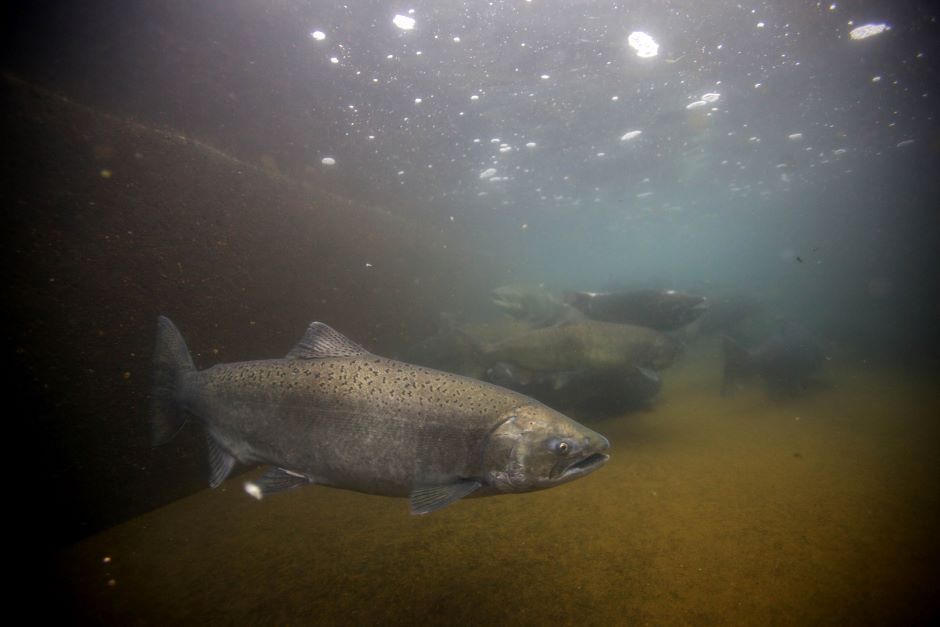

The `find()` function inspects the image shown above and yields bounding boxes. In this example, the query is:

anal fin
[409,479,481,515]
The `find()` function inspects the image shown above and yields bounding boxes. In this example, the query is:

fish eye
[556,441,570,455]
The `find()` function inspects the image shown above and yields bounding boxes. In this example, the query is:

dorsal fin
[286,322,367,359]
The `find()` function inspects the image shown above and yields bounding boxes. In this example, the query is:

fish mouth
[560,452,609,478]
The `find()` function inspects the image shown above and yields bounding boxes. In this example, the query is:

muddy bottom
[57,340,940,625]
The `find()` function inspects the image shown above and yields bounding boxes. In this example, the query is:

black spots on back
[206,357,517,419]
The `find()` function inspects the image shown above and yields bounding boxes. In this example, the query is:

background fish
[486,362,662,417]
[402,316,536,378]
[491,282,583,326]
[682,291,763,340]
[721,325,825,397]
[468,319,679,376]
[564,289,707,331]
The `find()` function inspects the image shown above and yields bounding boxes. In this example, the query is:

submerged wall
[3,75,495,546]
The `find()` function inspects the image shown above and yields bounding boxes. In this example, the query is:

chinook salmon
[468,319,679,377]
[491,282,582,327]
[721,326,824,397]
[151,317,609,514]
[564,289,707,331]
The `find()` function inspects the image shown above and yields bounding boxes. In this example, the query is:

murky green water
[59,340,939,625]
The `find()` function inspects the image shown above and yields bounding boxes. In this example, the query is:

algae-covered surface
[58,341,939,625]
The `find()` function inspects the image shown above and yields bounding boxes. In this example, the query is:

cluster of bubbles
[296,6,916,220]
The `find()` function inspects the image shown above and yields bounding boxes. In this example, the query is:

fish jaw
[552,449,610,483]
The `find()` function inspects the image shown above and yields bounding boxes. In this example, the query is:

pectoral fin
[243,468,311,500]
[409,479,482,515]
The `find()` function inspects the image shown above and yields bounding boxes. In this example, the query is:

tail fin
[150,316,196,445]
[721,336,753,396]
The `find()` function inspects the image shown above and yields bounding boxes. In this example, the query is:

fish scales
[189,357,525,496]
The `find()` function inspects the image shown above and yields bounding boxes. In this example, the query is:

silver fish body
[151,317,609,514]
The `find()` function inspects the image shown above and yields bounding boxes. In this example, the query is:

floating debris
[393,14,416,31]
[628,31,659,58]
[620,130,643,141]
[849,23,888,40]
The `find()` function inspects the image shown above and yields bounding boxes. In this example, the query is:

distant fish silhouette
[721,326,824,397]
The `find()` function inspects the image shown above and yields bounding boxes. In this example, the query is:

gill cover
[483,411,532,491]
[482,404,573,492]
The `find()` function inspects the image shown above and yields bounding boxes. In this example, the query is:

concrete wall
[3,76,494,545]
